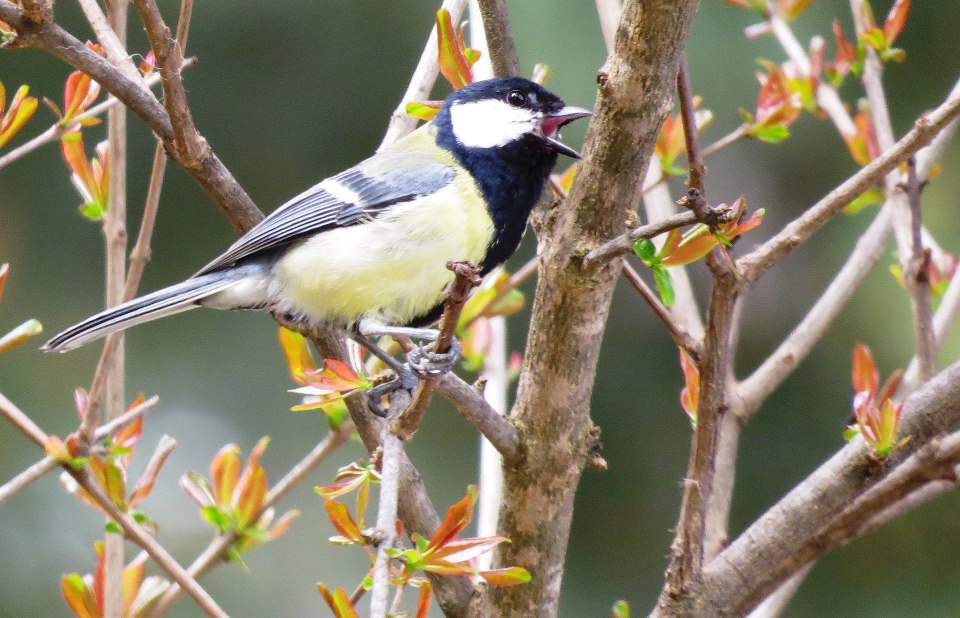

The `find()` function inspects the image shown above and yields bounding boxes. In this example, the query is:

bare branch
[436,372,521,463]
[676,56,705,194]
[738,207,892,414]
[620,259,703,360]
[475,0,519,76]
[582,209,700,272]
[700,359,960,616]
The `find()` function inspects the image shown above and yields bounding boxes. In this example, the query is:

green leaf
[201,505,232,532]
[613,599,631,618]
[843,188,885,215]
[653,267,675,307]
[0,318,43,353]
[633,238,657,262]
[104,521,122,534]
[748,123,790,143]
[79,201,106,221]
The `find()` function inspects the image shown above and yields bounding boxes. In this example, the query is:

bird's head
[438,77,592,159]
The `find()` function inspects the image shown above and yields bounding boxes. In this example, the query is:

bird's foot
[366,365,419,417]
[406,337,462,378]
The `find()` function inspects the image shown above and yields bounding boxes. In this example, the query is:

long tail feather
[43,267,260,353]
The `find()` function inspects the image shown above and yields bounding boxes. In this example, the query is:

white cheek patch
[449,99,539,148]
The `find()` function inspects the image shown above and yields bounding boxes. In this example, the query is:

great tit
[43,77,591,378]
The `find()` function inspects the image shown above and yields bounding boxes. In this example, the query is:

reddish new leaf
[478,566,532,587]
[324,499,365,544]
[426,485,476,552]
[851,342,880,396]
[436,8,474,89]
[211,444,241,507]
[883,0,910,44]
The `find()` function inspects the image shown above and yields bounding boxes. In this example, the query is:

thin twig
[699,124,749,159]
[475,0,519,76]
[123,143,166,302]
[583,209,700,272]
[131,0,202,162]
[390,262,481,440]
[737,91,960,282]
[677,56,705,194]
[378,0,468,150]
[620,259,703,361]
[0,395,159,504]
[75,0,148,91]
[902,158,936,382]
[370,430,403,618]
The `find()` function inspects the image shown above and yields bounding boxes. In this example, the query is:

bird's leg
[350,329,419,417]
[352,322,463,416]
[358,322,462,377]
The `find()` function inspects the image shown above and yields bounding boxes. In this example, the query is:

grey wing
[195,162,455,275]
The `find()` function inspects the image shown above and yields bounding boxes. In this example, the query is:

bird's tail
[43,266,262,353]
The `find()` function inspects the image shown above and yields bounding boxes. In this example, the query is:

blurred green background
[3,1,960,616]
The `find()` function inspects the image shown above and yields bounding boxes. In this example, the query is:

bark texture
[479,1,701,615]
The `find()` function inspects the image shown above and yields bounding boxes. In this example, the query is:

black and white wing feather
[196,162,455,275]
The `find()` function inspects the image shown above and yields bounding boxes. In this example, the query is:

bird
[43,77,591,395]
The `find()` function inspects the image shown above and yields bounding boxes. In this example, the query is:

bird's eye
[506,90,527,107]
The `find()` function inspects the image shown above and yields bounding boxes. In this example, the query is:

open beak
[539,105,592,159]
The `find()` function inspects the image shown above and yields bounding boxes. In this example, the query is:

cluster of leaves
[279,327,371,427]
[47,392,174,532]
[61,542,170,618]
[317,482,529,616]
[634,197,764,306]
[180,437,299,562]
[49,44,110,220]
[0,79,38,149]
[405,8,481,121]
[0,263,43,353]
[722,0,910,160]
[844,342,908,458]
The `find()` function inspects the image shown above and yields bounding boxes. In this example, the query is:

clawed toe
[406,337,461,378]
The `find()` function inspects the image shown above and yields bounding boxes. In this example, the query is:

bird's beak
[539,105,592,159]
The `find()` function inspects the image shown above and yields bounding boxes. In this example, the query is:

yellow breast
[274,170,493,327]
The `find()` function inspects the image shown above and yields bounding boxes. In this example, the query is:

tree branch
[700,359,960,616]
[737,91,960,282]
[0,0,262,232]
[0,395,158,504]
[483,1,701,615]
